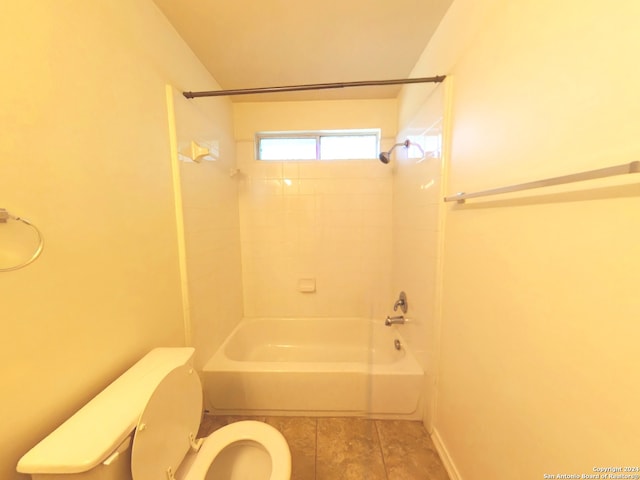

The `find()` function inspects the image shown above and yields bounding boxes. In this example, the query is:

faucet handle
[393,291,408,313]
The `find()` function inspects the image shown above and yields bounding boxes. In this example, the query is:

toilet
[17,347,291,480]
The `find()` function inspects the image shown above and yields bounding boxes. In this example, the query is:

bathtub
[202,317,424,418]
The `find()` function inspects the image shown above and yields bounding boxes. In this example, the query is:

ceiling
[152,0,453,102]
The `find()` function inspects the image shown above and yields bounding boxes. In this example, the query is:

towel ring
[0,209,44,272]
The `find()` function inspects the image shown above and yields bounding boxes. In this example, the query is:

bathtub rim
[202,316,425,420]
[203,316,423,375]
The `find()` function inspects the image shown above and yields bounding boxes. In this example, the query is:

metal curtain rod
[444,161,640,203]
[183,75,446,98]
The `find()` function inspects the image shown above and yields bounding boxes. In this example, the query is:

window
[259,137,317,160]
[256,130,379,160]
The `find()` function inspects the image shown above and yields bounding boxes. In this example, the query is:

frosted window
[319,135,378,160]
[257,130,380,161]
[259,137,317,160]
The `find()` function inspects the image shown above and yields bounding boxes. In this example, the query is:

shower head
[378,151,391,164]
[378,139,412,164]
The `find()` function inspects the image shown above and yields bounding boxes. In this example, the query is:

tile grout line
[374,420,390,480]
[314,417,318,480]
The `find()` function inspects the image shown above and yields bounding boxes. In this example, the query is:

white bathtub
[202,317,424,418]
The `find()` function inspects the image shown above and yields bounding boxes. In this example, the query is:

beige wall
[400,0,640,477]
[234,100,397,318]
[0,2,233,479]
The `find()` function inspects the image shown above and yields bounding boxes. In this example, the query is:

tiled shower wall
[171,90,243,369]
[393,84,446,429]
[233,100,398,319]
[237,150,394,318]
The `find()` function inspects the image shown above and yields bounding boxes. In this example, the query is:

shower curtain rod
[182,75,446,98]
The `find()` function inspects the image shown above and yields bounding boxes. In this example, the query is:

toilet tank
[17,348,195,480]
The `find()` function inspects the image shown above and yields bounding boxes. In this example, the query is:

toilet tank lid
[17,347,196,475]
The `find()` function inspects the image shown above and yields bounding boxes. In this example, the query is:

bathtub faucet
[393,291,408,314]
[385,315,405,326]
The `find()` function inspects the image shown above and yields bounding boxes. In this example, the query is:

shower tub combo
[202,317,424,418]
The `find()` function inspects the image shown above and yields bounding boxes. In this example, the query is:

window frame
[255,129,380,161]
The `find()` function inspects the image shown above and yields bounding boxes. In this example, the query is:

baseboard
[431,427,462,480]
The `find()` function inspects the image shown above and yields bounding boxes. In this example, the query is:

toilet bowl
[177,421,291,480]
[132,363,291,480]
[17,348,291,480]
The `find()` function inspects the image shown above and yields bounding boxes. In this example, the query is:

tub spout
[385,315,405,326]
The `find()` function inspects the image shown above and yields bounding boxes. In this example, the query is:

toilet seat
[131,364,203,480]
[178,421,291,480]
[130,363,291,480]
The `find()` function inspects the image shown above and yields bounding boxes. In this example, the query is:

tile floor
[199,415,450,480]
